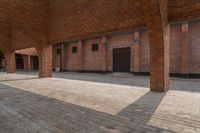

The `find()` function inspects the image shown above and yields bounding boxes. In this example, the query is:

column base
[37,45,52,78]
[5,52,16,73]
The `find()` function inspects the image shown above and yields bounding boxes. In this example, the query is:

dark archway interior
[0,51,5,71]
[16,54,24,70]
[31,55,39,70]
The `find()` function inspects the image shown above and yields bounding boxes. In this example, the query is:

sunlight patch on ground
[0,73,149,115]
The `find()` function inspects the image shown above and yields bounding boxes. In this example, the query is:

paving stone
[0,72,200,133]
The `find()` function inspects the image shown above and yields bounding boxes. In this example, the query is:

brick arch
[11,23,47,48]
[140,0,170,92]
[0,25,12,54]
[11,24,52,77]
[0,23,50,76]
[0,0,50,76]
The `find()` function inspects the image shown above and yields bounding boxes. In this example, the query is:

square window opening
[92,44,99,51]
[72,46,77,53]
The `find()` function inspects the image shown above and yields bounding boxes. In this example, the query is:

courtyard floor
[0,72,200,133]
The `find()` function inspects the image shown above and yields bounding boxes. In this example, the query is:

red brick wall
[83,38,102,71]
[66,42,80,71]
[189,21,200,73]
[52,21,200,75]
[139,30,150,72]
[169,0,200,22]
[0,0,199,52]
[12,29,35,50]
[48,0,144,43]
[170,24,182,73]
[106,33,135,71]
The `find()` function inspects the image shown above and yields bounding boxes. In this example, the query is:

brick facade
[189,21,200,74]
[52,20,200,79]
[1,0,200,91]
[51,20,200,78]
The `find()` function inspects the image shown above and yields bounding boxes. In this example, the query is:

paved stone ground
[0,72,200,133]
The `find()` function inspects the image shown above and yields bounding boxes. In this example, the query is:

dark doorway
[31,56,39,70]
[0,51,4,70]
[113,47,131,72]
[16,54,24,70]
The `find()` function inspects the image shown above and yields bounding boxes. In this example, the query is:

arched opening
[12,23,52,77]
[30,55,39,70]
[15,47,39,72]
[15,54,24,70]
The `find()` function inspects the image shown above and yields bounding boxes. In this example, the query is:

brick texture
[169,0,200,22]
[107,33,135,72]
[181,22,189,74]
[52,21,200,76]
[15,48,37,56]
[83,38,102,71]
[37,45,52,78]
[0,0,200,91]
[5,52,16,73]
[132,31,140,73]
[189,21,200,73]
[170,24,182,73]
[139,30,150,73]
[0,0,50,77]
[48,0,144,43]
[140,0,170,92]
[66,42,81,71]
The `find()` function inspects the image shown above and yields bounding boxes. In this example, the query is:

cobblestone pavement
[0,72,200,133]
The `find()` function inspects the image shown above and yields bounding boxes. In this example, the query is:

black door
[113,47,131,72]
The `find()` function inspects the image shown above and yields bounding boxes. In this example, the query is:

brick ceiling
[0,0,199,53]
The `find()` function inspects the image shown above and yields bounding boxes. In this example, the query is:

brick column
[77,40,83,71]
[101,36,107,72]
[132,31,140,74]
[5,52,15,73]
[181,22,189,75]
[37,45,52,78]
[23,55,31,72]
[140,0,170,92]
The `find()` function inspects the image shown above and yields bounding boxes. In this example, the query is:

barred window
[72,46,77,53]
[92,44,99,51]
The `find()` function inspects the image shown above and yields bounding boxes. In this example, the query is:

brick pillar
[23,55,31,72]
[101,36,107,72]
[132,31,140,74]
[181,22,189,75]
[37,45,52,78]
[140,0,170,92]
[77,40,83,71]
[5,52,15,73]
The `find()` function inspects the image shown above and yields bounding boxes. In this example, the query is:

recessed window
[72,46,77,53]
[92,44,99,51]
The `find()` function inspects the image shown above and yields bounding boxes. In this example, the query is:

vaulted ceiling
[0,0,199,54]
